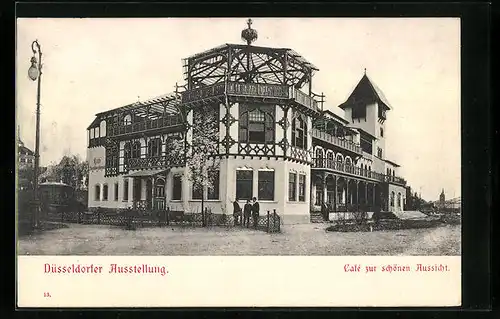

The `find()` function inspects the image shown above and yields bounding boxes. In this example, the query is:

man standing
[243,199,252,227]
[252,197,260,229]
[233,199,242,226]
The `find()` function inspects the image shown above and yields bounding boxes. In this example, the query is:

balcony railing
[312,158,407,186]
[108,115,183,137]
[311,129,363,155]
[290,88,319,111]
[127,155,185,171]
[181,81,320,112]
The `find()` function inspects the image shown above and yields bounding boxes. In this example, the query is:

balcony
[181,81,320,112]
[312,158,407,186]
[107,115,183,138]
[311,129,363,155]
[127,155,185,171]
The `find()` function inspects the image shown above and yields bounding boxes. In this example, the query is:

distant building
[433,189,460,211]
[18,134,35,170]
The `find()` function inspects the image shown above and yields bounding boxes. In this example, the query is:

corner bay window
[172,175,182,200]
[239,104,275,144]
[236,170,253,200]
[288,173,297,201]
[258,170,274,201]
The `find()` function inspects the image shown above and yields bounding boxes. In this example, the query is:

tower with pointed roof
[338,71,391,161]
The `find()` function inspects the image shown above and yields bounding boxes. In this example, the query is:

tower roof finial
[241,18,258,45]
[364,68,367,75]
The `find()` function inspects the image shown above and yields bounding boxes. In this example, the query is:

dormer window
[380,127,384,137]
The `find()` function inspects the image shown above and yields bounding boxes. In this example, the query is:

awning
[124,169,167,178]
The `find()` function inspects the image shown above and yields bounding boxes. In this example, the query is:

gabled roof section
[338,73,392,111]
[384,159,401,167]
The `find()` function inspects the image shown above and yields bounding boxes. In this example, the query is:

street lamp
[28,40,42,229]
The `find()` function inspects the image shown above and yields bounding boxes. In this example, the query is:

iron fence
[43,207,282,233]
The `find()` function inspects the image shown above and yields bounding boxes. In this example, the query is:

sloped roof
[339,74,392,110]
[18,144,34,156]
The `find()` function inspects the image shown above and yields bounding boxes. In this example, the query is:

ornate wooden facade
[86,19,407,221]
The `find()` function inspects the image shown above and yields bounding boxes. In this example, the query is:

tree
[39,154,89,190]
[169,105,220,226]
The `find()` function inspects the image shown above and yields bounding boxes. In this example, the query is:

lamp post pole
[28,40,42,228]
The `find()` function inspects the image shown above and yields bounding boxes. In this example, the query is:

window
[90,128,95,139]
[95,185,100,201]
[315,148,324,167]
[288,173,297,201]
[236,170,253,200]
[239,104,275,143]
[155,179,165,197]
[124,142,132,167]
[172,175,182,200]
[100,120,107,137]
[380,127,384,137]
[390,191,395,207]
[258,170,274,201]
[377,147,383,158]
[397,193,401,208]
[207,170,220,200]
[292,113,307,149]
[352,105,367,119]
[326,152,334,168]
[147,138,162,157]
[123,179,129,201]
[298,174,306,202]
[95,127,100,138]
[114,183,119,201]
[131,141,141,158]
[360,133,373,154]
[102,184,108,201]
[192,183,203,200]
[124,114,132,125]
[314,180,323,205]
[20,158,25,163]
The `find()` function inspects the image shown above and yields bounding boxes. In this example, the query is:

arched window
[315,148,324,167]
[397,193,402,208]
[292,113,307,149]
[239,105,274,144]
[336,154,343,170]
[345,157,352,173]
[147,138,162,157]
[124,114,132,125]
[99,120,107,137]
[327,151,334,169]
[390,191,395,207]
[131,141,141,158]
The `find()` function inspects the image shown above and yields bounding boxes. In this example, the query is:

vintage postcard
[16,17,461,307]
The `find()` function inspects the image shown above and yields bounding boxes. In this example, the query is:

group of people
[232,197,260,228]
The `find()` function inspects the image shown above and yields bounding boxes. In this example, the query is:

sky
[16,18,461,201]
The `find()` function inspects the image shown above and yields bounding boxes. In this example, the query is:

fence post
[166,207,170,226]
[267,211,270,232]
